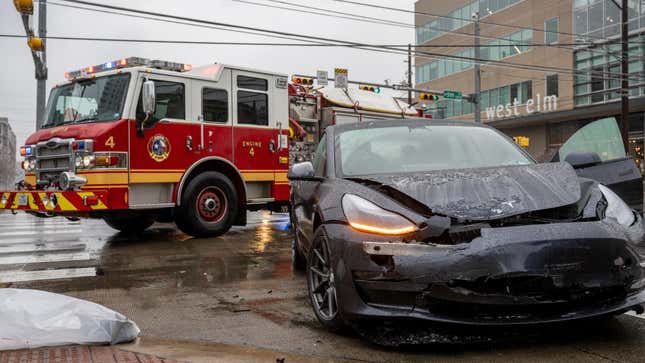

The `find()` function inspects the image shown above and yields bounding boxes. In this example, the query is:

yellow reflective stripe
[241,172,275,182]
[78,172,128,185]
[77,192,108,210]
[54,193,77,211]
[25,174,36,185]
[274,172,288,183]
[130,172,183,183]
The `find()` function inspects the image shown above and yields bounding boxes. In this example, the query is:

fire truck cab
[3,57,290,237]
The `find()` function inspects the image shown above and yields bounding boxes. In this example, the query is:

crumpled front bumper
[325,221,645,326]
[0,190,109,212]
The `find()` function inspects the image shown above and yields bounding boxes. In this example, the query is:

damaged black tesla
[288,119,645,333]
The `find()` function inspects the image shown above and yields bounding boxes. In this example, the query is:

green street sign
[443,90,462,99]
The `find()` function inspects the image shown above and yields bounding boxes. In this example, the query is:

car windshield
[337,123,534,176]
[42,73,131,128]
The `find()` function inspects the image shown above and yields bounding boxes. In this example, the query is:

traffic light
[420,93,440,101]
[13,0,33,14]
[27,37,43,52]
[359,85,381,93]
[292,76,314,86]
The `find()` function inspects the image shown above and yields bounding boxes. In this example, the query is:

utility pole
[37,0,47,131]
[473,11,481,123]
[620,0,629,150]
[407,43,412,105]
[14,0,47,131]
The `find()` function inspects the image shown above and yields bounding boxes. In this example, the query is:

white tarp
[0,289,140,350]
[318,87,417,116]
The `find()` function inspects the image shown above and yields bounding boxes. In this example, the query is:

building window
[546,74,559,97]
[237,91,268,126]
[202,88,228,123]
[545,17,558,44]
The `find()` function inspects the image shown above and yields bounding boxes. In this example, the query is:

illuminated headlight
[75,154,94,169]
[82,155,95,168]
[598,184,636,227]
[342,194,417,235]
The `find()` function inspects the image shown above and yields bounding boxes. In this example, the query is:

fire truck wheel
[104,216,154,233]
[176,171,238,238]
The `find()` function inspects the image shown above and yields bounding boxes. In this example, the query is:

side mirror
[142,80,156,115]
[564,151,602,169]
[288,162,318,181]
[138,80,156,137]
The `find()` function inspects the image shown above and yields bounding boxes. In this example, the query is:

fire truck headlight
[82,155,95,169]
[75,155,82,168]
[22,157,36,172]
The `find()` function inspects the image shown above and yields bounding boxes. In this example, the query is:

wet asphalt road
[2,211,645,362]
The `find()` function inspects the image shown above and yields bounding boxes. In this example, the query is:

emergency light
[65,57,193,80]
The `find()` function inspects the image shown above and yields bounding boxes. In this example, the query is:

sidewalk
[0,338,354,363]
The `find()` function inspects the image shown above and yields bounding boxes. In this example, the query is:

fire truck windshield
[42,73,131,128]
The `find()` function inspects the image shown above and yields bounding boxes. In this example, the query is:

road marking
[0,243,86,254]
[0,229,83,237]
[0,267,96,283]
[0,237,82,245]
[0,252,92,265]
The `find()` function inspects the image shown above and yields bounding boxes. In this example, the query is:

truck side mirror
[138,80,156,137]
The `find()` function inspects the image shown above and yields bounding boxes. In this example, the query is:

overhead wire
[49,0,645,82]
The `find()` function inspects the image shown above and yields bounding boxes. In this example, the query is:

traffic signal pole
[36,0,47,130]
[408,43,413,105]
[620,0,629,150]
[14,0,47,130]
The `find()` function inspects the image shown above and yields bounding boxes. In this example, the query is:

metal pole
[621,0,629,149]
[408,43,412,105]
[36,0,47,131]
[474,12,481,123]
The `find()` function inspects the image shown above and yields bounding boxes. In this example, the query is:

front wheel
[175,171,238,238]
[307,228,346,333]
[104,216,154,233]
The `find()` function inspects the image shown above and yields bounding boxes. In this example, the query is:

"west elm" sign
[485,94,558,121]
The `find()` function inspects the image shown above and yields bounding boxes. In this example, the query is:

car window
[558,117,626,162]
[136,80,185,123]
[337,124,533,176]
[312,133,327,177]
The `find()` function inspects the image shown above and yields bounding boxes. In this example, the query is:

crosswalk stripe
[0,229,83,237]
[0,243,86,255]
[0,252,92,265]
[0,267,96,283]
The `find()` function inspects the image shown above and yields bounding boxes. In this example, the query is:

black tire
[175,171,238,238]
[104,216,154,233]
[307,227,347,333]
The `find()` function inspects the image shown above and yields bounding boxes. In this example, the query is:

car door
[292,133,328,248]
[553,117,643,211]
[129,74,198,208]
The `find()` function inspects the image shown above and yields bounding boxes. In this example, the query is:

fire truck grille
[36,141,73,186]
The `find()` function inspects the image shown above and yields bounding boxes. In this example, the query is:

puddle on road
[15,212,296,292]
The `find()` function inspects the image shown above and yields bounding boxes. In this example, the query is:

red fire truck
[1,57,415,237]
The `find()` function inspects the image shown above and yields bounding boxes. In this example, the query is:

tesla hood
[365,162,582,220]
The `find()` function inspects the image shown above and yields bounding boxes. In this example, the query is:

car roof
[330,118,493,133]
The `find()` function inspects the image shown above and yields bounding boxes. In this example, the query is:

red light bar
[183,64,192,71]
[86,66,95,73]
[19,147,27,156]
[118,58,128,67]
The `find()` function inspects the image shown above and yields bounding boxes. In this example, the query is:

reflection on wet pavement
[4,211,645,362]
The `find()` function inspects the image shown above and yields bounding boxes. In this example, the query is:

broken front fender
[326,221,645,325]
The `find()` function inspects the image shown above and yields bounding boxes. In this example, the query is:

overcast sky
[0,0,415,150]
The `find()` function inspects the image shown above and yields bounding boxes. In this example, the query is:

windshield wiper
[74,116,98,123]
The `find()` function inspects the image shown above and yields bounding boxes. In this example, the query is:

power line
[0,34,590,48]
[231,0,413,28]
[237,0,621,60]
[331,0,645,45]
[52,0,643,82]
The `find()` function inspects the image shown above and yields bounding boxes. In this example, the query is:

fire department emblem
[148,135,171,162]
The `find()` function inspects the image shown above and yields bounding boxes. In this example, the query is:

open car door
[552,117,643,211]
